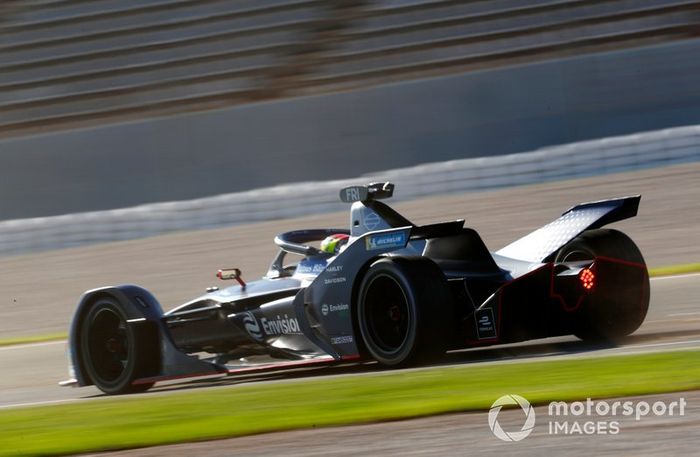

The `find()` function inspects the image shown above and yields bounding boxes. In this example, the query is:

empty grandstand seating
[1,0,699,137]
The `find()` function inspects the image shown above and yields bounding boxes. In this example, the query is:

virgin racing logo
[242,311,301,341]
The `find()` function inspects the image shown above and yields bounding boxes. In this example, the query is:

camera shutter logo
[488,394,536,442]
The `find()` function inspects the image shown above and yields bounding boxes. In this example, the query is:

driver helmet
[320,233,350,255]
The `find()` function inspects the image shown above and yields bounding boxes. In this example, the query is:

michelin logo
[365,232,407,251]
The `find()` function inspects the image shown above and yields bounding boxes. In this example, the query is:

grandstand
[1,0,699,138]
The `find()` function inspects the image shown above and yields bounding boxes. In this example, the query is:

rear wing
[496,195,641,262]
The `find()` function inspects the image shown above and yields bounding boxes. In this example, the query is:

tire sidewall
[357,257,451,366]
[358,262,420,365]
[80,299,141,394]
[555,229,649,340]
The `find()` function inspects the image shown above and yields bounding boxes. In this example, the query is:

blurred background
[1,0,699,338]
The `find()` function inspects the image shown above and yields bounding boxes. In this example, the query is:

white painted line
[645,319,698,325]
[668,312,700,317]
[651,272,700,281]
[0,398,84,410]
[624,339,700,350]
[0,340,65,351]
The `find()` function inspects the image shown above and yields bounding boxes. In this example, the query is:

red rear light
[579,268,595,291]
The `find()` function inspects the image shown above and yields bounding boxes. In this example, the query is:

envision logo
[488,394,536,442]
[242,311,263,342]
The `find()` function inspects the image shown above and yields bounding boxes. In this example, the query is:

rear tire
[357,257,453,367]
[80,298,158,394]
[555,229,649,340]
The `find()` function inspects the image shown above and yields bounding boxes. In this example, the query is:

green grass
[2,350,700,457]
[0,332,66,347]
[649,262,700,277]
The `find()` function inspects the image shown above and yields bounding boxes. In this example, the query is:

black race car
[63,182,649,394]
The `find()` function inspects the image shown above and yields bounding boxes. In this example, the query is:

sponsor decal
[365,231,407,251]
[324,276,347,285]
[261,314,301,336]
[242,311,264,342]
[321,303,350,316]
[330,335,353,345]
[345,187,362,202]
[243,312,301,340]
[296,262,327,275]
[364,212,381,231]
[326,265,343,273]
[475,308,496,339]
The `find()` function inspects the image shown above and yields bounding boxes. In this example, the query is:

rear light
[579,268,595,291]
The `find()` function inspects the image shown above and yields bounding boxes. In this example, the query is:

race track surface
[0,162,698,455]
[1,273,698,409]
[82,390,700,457]
[1,162,698,339]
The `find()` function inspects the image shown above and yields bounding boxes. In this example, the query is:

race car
[62,182,649,394]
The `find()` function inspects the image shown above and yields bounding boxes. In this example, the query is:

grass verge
[649,262,700,277]
[0,332,67,347]
[2,350,700,456]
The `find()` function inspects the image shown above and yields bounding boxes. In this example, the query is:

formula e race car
[63,182,649,394]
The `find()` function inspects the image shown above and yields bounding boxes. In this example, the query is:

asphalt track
[1,273,698,410]
[83,390,700,457]
[0,163,698,455]
[1,162,699,339]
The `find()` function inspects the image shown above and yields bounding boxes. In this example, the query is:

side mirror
[216,268,246,289]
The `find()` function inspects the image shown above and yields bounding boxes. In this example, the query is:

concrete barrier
[1,124,698,256]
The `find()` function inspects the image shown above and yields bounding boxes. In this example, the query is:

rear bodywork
[65,184,647,388]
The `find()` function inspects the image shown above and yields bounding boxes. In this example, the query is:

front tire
[80,298,158,394]
[357,257,453,367]
[555,229,649,340]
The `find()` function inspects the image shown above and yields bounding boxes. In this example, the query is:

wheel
[80,298,158,394]
[357,257,453,367]
[555,229,649,340]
